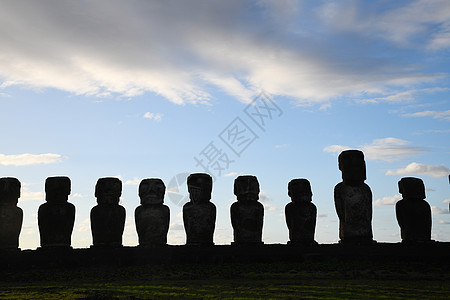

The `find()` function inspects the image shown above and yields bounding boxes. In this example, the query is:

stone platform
[1,242,449,270]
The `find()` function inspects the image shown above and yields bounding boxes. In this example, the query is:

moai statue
[285,179,317,245]
[0,178,23,250]
[183,173,216,245]
[135,178,170,247]
[396,177,432,243]
[231,175,264,245]
[90,177,126,247]
[38,176,75,248]
[334,150,375,244]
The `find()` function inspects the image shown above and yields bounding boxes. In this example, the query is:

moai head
[45,176,71,203]
[187,173,212,204]
[288,179,312,203]
[95,177,122,205]
[398,177,426,201]
[139,178,166,205]
[0,177,21,205]
[234,175,260,203]
[338,150,366,185]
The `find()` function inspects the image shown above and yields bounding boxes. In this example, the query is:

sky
[0,0,449,250]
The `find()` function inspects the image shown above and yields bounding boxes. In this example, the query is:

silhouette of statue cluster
[0,151,446,250]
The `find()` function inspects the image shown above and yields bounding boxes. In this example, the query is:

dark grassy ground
[1,260,449,299]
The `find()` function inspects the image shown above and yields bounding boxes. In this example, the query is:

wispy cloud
[0,153,64,166]
[0,1,446,105]
[124,178,141,186]
[443,199,450,204]
[20,187,45,201]
[324,137,426,162]
[386,162,450,178]
[431,206,450,215]
[224,172,238,177]
[374,194,402,206]
[143,112,163,122]
[404,110,450,121]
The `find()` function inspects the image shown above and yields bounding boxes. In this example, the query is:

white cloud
[374,194,402,206]
[20,187,45,201]
[324,138,426,161]
[170,223,184,231]
[0,1,445,105]
[224,172,238,177]
[143,112,163,122]
[405,110,450,121]
[275,144,289,149]
[438,220,450,224]
[431,206,450,215]
[0,153,64,166]
[386,162,450,178]
[443,199,450,204]
[125,178,141,186]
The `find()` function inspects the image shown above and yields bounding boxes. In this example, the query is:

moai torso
[334,150,374,244]
[135,178,170,246]
[38,176,75,248]
[0,178,23,250]
[231,175,264,245]
[285,179,317,245]
[183,173,216,245]
[395,177,431,243]
[90,178,126,247]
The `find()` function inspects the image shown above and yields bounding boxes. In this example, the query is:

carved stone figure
[90,177,125,247]
[334,150,374,244]
[396,177,432,243]
[0,177,23,250]
[183,173,216,245]
[38,176,75,248]
[135,178,170,247]
[231,175,264,245]
[285,179,317,245]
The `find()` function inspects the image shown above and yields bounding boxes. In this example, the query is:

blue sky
[0,0,449,249]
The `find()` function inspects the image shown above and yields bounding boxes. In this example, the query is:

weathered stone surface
[334,150,374,244]
[90,177,125,247]
[231,175,264,245]
[183,173,216,245]
[285,179,317,245]
[38,176,75,248]
[135,178,170,246]
[396,177,432,243]
[0,177,23,250]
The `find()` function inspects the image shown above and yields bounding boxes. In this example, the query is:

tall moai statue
[231,175,264,245]
[396,177,432,243]
[90,177,126,247]
[135,178,170,247]
[334,150,375,244]
[285,179,317,245]
[38,176,75,248]
[0,177,23,250]
[183,173,216,245]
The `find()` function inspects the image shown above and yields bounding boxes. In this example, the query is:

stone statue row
[0,150,446,250]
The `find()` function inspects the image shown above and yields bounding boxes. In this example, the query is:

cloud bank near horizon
[0,0,449,105]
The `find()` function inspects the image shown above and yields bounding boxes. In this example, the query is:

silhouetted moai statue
[396,177,432,243]
[0,178,23,250]
[135,178,170,247]
[90,177,125,247]
[183,173,216,245]
[334,150,375,244]
[38,176,75,248]
[285,179,317,245]
[231,175,264,245]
